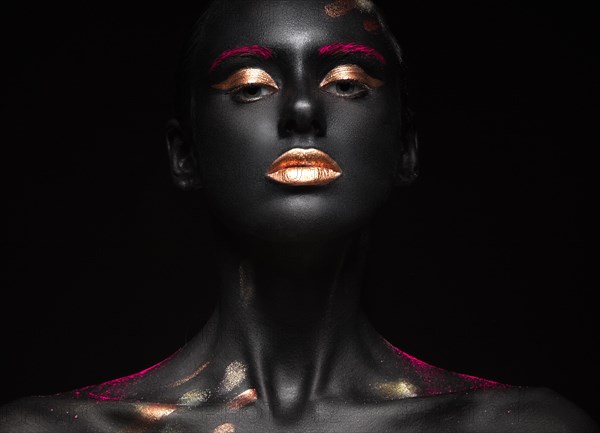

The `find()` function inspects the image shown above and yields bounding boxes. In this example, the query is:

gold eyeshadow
[212,68,278,91]
[319,64,384,89]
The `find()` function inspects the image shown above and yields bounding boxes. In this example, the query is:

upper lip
[266,148,342,186]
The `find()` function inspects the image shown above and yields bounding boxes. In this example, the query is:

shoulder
[452,386,599,432]
[389,386,598,432]
[0,396,69,433]
[0,395,141,433]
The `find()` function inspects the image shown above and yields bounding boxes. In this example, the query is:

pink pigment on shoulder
[67,352,178,402]
[383,338,508,395]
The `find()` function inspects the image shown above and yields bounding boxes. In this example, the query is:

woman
[2,0,597,431]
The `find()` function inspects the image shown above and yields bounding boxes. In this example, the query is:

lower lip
[267,166,341,186]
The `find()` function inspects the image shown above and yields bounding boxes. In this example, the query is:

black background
[3,0,598,424]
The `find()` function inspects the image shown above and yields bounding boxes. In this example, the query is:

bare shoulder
[0,395,140,433]
[456,386,599,432]
[0,396,71,433]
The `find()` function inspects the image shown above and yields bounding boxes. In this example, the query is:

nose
[278,88,326,138]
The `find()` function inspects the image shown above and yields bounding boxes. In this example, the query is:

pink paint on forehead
[210,45,274,72]
[319,42,386,64]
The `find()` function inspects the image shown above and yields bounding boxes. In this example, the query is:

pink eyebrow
[209,45,274,72]
[318,43,386,64]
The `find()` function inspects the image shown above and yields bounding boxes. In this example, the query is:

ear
[394,112,419,187]
[165,118,202,190]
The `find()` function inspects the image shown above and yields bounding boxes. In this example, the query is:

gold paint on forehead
[219,361,247,393]
[363,17,382,33]
[372,380,419,399]
[324,0,354,17]
[226,388,258,411]
[355,0,375,12]
[169,361,210,388]
[213,422,236,433]
[179,389,211,406]
[324,0,374,17]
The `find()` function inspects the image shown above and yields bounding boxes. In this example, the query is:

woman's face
[190,0,405,243]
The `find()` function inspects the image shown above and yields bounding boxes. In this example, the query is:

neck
[207,221,376,413]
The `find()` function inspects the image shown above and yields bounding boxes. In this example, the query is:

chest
[84,399,480,433]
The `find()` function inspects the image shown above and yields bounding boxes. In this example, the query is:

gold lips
[266,148,342,186]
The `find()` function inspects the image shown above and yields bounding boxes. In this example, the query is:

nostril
[282,119,297,136]
[279,118,325,137]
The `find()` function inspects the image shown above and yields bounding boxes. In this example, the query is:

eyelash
[320,79,370,99]
[228,79,369,103]
[229,83,279,103]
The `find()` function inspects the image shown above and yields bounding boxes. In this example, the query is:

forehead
[198,0,394,65]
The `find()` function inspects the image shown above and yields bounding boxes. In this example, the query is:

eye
[212,68,279,104]
[231,84,278,103]
[319,64,384,99]
[321,80,369,99]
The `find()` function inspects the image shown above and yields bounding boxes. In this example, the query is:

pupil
[245,86,259,96]
[338,82,353,92]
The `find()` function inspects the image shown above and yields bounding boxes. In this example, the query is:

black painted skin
[1,1,598,432]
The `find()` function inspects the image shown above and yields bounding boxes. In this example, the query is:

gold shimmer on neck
[219,361,247,393]
[212,68,278,91]
[226,388,258,411]
[134,403,177,421]
[320,64,384,89]
[372,380,419,399]
[169,361,210,388]
[179,389,211,406]
[212,422,236,433]
[118,403,177,431]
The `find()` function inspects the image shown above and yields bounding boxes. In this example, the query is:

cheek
[325,92,399,194]
[196,96,280,189]
[193,95,286,237]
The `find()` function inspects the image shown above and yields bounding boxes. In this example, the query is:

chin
[211,188,389,244]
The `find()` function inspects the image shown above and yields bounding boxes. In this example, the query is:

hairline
[173,1,409,133]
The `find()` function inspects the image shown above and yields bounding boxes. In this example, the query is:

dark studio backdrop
[3,0,598,423]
